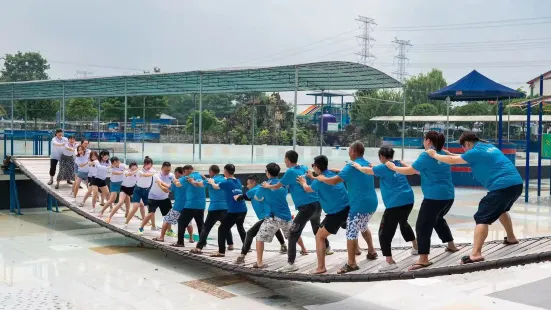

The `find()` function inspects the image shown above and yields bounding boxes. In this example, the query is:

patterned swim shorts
[346,212,374,240]
[163,209,181,225]
[256,216,292,243]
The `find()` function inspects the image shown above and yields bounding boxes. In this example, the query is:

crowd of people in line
[48,128,524,274]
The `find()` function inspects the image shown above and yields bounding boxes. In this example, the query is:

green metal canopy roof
[0,61,401,100]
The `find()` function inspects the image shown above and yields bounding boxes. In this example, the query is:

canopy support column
[319,93,324,155]
[97,98,101,149]
[508,97,511,141]
[446,96,450,148]
[10,86,14,140]
[192,94,196,163]
[142,97,146,158]
[538,99,543,197]
[198,74,203,162]
[123,79,128,162]
[525,101,531,203]
[61,82,65,131]
[401,88,406,160]
[292,67,298,150]
[498,98,503,150]
[251,95,255,164]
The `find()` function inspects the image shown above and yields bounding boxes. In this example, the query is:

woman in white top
[55,136,77,189]
[80,151,111,211]
[105,161,139,224]
[124,156,156,229]
[71,145,90,199]
[48,129,68,185]
[98,156,126,217]
[98,150,111,207]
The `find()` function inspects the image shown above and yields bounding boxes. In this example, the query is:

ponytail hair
[459,131,482,146]
[425,131,445,151]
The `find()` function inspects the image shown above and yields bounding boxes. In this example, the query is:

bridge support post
[9,162,22,215]
[46,194,59,213]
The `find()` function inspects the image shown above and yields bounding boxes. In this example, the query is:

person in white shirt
[48,129,68,185]
[55,135,77,189]
[98,150,111,207]
[98,156,125,217]
[105,161,142,224]
[71,145,90,199]
[124,157,157,229]
[137,162,174,235]
[80,151,110,211]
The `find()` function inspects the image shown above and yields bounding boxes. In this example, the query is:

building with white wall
[527,71,551,96]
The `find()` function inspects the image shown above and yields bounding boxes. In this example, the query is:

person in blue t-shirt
[386,131,458,271]
[427,131,523,265]
[351,146,418,272]
[297,155,349,275]
[153,167,185,243]
[193,165,234,252]
[191,164,247,257]
[311,142,379,274]
[234,174,289,266]
[262,150,331,273]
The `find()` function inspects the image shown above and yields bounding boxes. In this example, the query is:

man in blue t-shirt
[233,174,288,265]
[193,165,233,252]
[190,164,247,257]
[297,155,350,275]
[152,166,185,243]
[312,142,378,274]
[262,150,332,272]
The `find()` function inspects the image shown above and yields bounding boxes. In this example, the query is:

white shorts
[346,212,374,240]
[257,217,292,243]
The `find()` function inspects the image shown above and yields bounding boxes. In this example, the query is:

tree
[100,96,168,121]
[404,69,447,114]
[411,103,438,116]
[66,98,97,121]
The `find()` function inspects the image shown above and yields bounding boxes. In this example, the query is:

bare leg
[256,240,265,267]
[140,213,155,229]
[187,225,194,242]
[72,178,82,198]
[499,212,518,243]
[91,186,99,210]
[470,224,488,260]
[156,222,171,241]
[361,229,377,256]
[125,202,141,225]
[347,239,359,267]
[107,192,127,222]
[297,236,307,253]
[314,228,331,274]
[99,192,117,216]
[81,186,93,206]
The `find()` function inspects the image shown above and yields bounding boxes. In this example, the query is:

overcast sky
[1,0,550,111]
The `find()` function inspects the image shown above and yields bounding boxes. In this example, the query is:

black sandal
[445,247,459,253]
[366,252,378,260]
[503,237,519,245]
[170,243,185,248]
[337,263,359,274]
[460,255,485,265]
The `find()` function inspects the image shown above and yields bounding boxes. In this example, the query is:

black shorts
[121,185,135,196]
[147,198,172,216]
[321,206,350,235]
[88,177,93,186]
[474,184,523,225]
[92,177,107,188]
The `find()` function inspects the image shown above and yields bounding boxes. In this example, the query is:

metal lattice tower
[392,38,412,83]
[355,16,377,65]
[75,70,92,78]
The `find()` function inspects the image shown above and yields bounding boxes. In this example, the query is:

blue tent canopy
[428,70,524,101]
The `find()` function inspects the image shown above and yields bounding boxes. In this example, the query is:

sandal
[171,243,185,248]
[503,237,519,245]
[152,237,164,242]
[189,248,202,254]
[253,263,268,269]
[366,252,378,260]
[445,247,459,253]
[337,263,360,274]
[300,250,309,255]
[460,255,485,265]
[210,253,225,257]
[235,256,245,265]
[408,262,433,271]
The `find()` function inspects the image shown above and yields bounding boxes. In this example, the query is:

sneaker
[166,230,177,237]
[280,244,288,254]
[279,263,299,272]
[325,246,334,256]
[123,223,128,229]
[151,226,160,232]
[379,262,400,272]
[138,228,144,235]
[411,249,419,256]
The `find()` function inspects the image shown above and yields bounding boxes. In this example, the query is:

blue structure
[301,91,352,132]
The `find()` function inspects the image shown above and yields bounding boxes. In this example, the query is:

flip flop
[366,252,378,260]
[170,243,185,248]
[503,237,519,245]
[152,237,164,242]
[408,262,433,271]
[445,247,460,253]
[460,255,485,265]
[337,263,360,274]
[210,253,225,257]
[253,263,268,269]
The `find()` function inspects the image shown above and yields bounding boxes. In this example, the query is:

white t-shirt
[50,137,68,160]
[136,168,156,189]
[63,142,77,157]
[75,155,89,173]
[96,161,109,180]
[110,164,126,183]
[88,160,98,177]
[121,169,138,187]
[148,172,175,200]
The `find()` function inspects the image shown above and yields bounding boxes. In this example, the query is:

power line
[355,16,377,65]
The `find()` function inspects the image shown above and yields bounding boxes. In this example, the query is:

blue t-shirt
[246,185,270,220]
[219,178,248,213]
[183,172,206,210]
[310,170,349,215]
[280,165,318,209]
[412,151,455,200]
[255,178,292,221]
[461,143,522,191]
[373,161,414,209]
[206,175,227,211]
[169,178,187,212]
[337,157,378,215]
